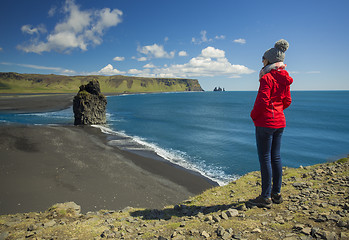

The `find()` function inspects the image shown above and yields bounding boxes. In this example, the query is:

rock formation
[213,87,225,91]
[73,80,107,125]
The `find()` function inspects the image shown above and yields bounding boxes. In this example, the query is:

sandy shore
[0,93,75,113]
[0,94,216,215]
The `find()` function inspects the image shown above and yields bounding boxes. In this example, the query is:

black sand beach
[0,93,75,113]
[0,94,216,215]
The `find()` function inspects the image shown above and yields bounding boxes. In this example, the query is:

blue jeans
[255,126,284,198]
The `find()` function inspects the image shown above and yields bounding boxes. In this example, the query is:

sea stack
[73,80,107,125]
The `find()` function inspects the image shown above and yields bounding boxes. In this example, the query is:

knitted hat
[263,39,289,64]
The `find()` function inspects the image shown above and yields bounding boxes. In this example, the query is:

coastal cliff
[0,72,204,93]
[1,157,348,239]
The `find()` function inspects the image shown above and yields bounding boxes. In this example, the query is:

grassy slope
[0,73,203,93]
[1,157,348,239]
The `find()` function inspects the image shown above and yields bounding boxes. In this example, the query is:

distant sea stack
[73,80,107,125]
[213,87,225,91]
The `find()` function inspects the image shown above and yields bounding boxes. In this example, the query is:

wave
[21,107,73,120]
[91,124,238,186]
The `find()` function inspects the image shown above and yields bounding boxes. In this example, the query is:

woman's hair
[262,56,270,66]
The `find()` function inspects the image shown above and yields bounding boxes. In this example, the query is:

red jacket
[251,68,293,128]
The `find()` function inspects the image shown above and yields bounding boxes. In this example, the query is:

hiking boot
[248,195,272,209]
[271,193,283,204]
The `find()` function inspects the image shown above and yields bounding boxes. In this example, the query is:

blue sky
[0,0,348,91]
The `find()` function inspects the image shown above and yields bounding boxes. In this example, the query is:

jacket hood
[270,69,293,86]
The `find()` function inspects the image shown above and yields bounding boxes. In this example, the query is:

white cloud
[137,57,148,62]
[228,75,242,79]
[233,38,246,44]
[93,7,123,34]
[200,30,209,42]
[192,30,214,44]
[18,0,123,54]
[138,44,175,59]
[19,63,65,71]
[143,63,156,68]
[215,35,226,40]
[128,46,254,78]
[128,68,150,75]
[289,70,320,74]
[178,51,188,57]
[21,24,47,35]
[132,56,148,61]
[0,62,75,75]
[98,64,125,75]
[201,46,225,58]
[0,47,3,52]
[61,69,76,74]
[113,56,125,61]
[288,71,300,74]
[48,6,57,17]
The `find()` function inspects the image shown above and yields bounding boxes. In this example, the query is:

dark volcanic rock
[73,80,107,125]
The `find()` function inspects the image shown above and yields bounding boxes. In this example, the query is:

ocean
[1,91,348,185]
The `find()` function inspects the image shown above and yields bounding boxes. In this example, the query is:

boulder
[73,80,107,125]
[48,202,81,218]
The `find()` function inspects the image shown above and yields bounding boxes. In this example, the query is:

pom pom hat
[263,39,289,64]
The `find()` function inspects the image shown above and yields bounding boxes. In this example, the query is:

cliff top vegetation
[0,72,204,94]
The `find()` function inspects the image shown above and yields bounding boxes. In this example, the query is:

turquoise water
[1,91,348,185]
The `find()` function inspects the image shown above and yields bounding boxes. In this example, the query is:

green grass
[337,157,348,163]
[0,72,203,93]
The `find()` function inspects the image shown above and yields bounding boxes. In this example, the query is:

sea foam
[91,124,237,186]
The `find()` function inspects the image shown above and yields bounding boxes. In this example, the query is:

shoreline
[0,94,217,215]
[90,125,219,188]
[0,124,216,215]
[93,124,225,186]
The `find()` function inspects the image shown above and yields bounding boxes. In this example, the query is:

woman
[249,39,293,208]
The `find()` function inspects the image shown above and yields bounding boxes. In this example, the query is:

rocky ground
[0,157,348,240]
